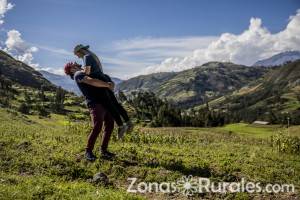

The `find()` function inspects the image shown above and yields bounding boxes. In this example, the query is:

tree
[36,103,50,117]
[24,90,32,104]
[38,85,46,102]
[52,87,65,113]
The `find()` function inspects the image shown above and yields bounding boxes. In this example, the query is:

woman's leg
[97,91,124,126]
[107,90,130,122]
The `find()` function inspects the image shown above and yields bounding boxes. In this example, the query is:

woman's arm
[82,66,91,75]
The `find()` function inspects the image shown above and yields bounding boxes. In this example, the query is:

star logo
[176,175,198,196]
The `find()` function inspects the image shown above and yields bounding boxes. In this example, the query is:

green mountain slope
[118,62,269,107]
[0,51,83,116]
[207,60,300,123]
[117,71,177,92]
[0,50,54,90]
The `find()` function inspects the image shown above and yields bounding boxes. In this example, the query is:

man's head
[74,44,89,58]
[64,62,82,79]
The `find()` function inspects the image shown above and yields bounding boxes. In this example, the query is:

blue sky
[1,0,300,78]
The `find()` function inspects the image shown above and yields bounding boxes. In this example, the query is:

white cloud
[4,29,40,68]
[0,1,40,69]
[0,0,14,24]
[100,36,217,78]
[143,9,300,74]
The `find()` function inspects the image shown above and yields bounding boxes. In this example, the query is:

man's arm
[81,76,114,89]
[103,74,115,90]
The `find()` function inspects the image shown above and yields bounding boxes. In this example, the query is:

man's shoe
[117,124,128,140]
[100,150,116,160]
[85,150,96,161]
[126,120,134,133]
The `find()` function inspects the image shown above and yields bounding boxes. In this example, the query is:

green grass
[217,123,278,138]
[0,108,299,199]
[218,123,300,138]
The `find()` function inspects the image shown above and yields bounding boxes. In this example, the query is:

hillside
[253,51,300,67]
[207,60,300,123]
[118,62,269,107]
[117,71,177,92]
[0,51,84,117]
[0,50,55,90]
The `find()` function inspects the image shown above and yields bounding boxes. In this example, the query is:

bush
[36,104,50,117]
[18,103,30,114]
[271,129,300,154]
[67,113,87,121]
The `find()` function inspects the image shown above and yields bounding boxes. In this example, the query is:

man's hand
[108,82,115,91]
[81,66,91,75]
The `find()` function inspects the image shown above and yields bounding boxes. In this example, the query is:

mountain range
[118,62,270,107]
[118,51,300,108]
[253,51,300,67]
[1,48,299,115]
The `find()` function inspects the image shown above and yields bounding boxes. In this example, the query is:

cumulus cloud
[4,30,40,68]
[0,0,40,68]
[0,0,14,24]
[143,9,300,74]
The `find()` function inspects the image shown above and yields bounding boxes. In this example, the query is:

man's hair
[64,62,81,79]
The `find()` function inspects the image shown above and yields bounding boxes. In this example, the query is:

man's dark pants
[86,104,114,152]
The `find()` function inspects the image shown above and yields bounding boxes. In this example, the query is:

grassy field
[0,108,299,199]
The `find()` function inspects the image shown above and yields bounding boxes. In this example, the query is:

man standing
[64,62,119,161]
[73,44,133,139]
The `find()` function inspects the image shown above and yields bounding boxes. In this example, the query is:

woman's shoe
[117,124,128,140]
[126,120,134,133]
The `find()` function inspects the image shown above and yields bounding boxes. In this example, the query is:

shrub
[67,113,87,121]
[18,103,30,114]
[271,129,300,154]
[36,104,50,117]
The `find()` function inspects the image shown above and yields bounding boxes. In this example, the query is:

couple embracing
[64,44,133,161]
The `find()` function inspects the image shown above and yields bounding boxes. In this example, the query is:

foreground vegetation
[0,108,299,199]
